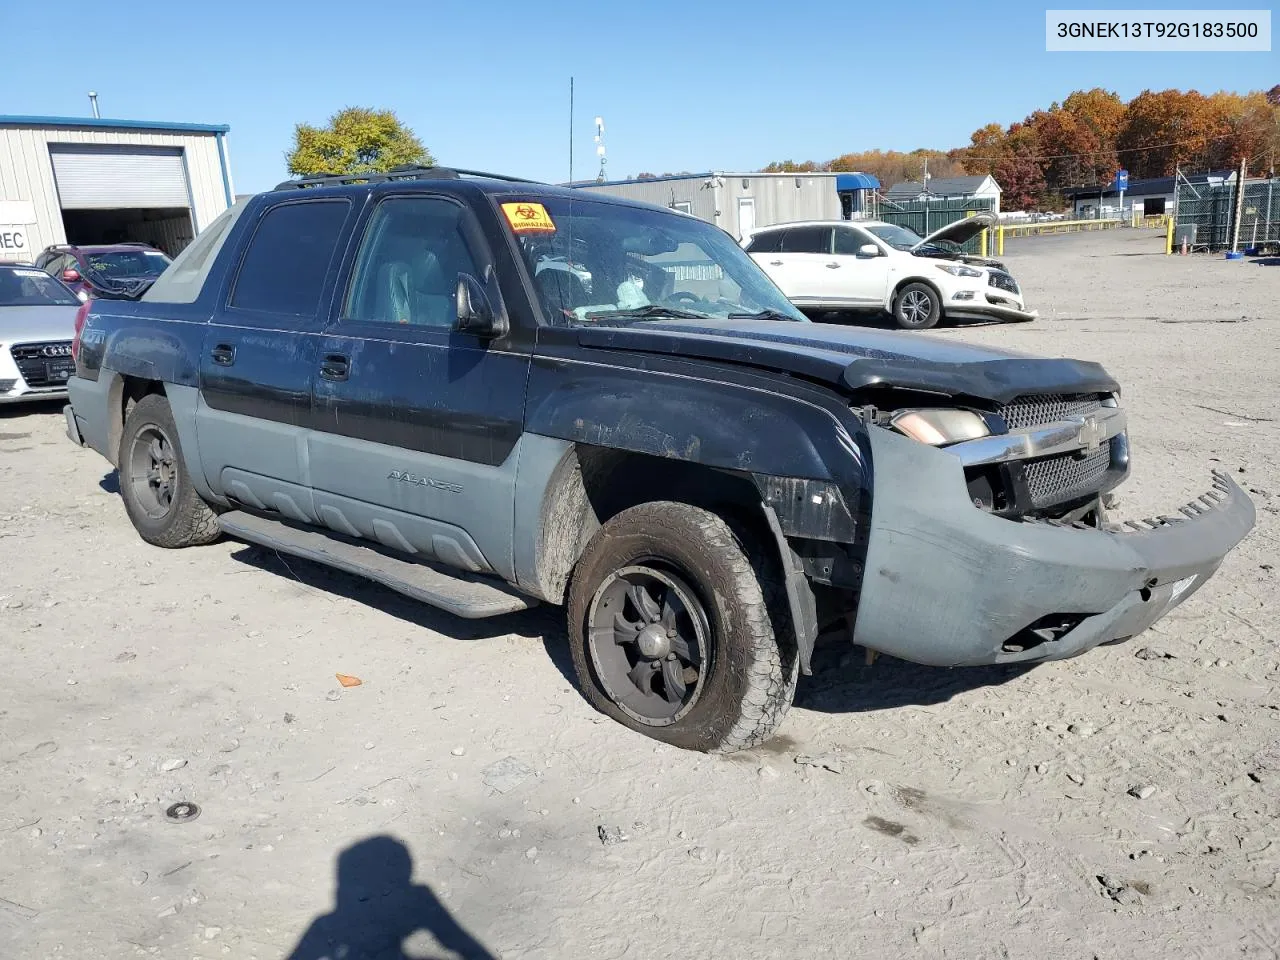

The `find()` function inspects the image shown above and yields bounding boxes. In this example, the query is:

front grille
[988,270,1019,295]
[997,393,1115,510]
[1023,445,1113,509]
[10,341,75,388]
[998,393,1103,430]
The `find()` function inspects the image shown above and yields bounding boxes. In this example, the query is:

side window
[834,227,875,255]
[780,226,832,254]
[43,254,66,276]
[342,197,481,329]
[230,200,349,316]
[744,231,782,254]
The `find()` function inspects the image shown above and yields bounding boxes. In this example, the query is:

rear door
[196,196,355,523]
[749,227,831,299]
[775,225,835,303]
[306,193,529,579]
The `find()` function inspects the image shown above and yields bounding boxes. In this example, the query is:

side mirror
[857,244,881,258]
[455,273,508,338]
[62,267,81,282]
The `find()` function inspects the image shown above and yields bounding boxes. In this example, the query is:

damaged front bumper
[944,302,1039,324]
[851,427,1256,667]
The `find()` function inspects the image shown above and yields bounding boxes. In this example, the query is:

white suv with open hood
[744,214,1036,330]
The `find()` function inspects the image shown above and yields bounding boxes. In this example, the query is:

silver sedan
[0,264,84,405]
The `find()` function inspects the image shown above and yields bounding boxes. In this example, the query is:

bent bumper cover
[945,302,1039,324]
[851,428,1255,666]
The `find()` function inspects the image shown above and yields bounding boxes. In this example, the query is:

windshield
[864,223,923,251]
[504,196,806,325]
[83,250,171,279]
[0,267,81,307]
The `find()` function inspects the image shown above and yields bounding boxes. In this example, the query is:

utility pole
[568,77,574,184]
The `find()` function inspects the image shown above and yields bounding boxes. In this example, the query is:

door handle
[768,260,784,266]
[825,262,841,269]
[319,354,350,381]
[210,343,236,366]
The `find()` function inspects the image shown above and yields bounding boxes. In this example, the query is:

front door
[737,197,756,241]
[832,225,893,305]
[307,194,529,580]
[196,196,354,523]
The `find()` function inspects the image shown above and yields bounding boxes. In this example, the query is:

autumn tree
[1026,106,1099,188]
[286,107,431,177]
[1061,88,1125,180]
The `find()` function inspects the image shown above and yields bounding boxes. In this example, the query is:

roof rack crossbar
[273,165,539,191]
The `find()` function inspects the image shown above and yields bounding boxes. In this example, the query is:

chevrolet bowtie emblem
[1077,415,1106,453]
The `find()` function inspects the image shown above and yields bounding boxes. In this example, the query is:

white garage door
[50,144,190,209]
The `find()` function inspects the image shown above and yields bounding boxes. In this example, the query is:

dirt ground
[1,229,1277,960]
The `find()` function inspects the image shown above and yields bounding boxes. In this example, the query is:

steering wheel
[668,291,702,305]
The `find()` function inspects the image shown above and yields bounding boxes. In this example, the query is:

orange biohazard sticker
[501,202,556,233]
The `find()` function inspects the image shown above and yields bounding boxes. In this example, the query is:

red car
[33,243,172,299]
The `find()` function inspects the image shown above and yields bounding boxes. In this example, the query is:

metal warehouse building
[0,115,234,261]
[572,171,879,240]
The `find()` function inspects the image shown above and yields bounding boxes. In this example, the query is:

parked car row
[0,242,171,405]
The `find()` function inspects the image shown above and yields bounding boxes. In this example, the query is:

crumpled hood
[575,318,1118,404]
[913,211,998,250]
[0,305,79,345]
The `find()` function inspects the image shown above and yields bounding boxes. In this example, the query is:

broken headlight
[889,409,990,446]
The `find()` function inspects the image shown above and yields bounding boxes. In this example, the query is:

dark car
[61,167,1255,754]
[34,243,171,299]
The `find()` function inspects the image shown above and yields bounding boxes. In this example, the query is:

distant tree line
[763,85,1280,210]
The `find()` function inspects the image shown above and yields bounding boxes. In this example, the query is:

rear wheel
[893,282,941,330]
[566,501,798,754]
[118,393,221,549]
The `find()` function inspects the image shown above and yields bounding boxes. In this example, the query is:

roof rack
[274,164,540,191]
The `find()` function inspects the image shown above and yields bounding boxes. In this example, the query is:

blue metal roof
[0,115,229,134]
[836,173,880,191]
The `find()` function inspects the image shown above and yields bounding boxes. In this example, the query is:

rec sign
[0,225,31,256]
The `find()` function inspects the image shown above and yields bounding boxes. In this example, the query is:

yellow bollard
[980,229,988,258]
[1165,217,1174,255]
[997,226,1005,256]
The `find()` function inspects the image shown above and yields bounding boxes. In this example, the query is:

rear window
[744,231,782,253]
[231,200,349,316]
[0,267,80,307]
[83,250,171,279]
[780,225,832,254]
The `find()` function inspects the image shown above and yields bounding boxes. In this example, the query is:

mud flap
[762,503,819,675]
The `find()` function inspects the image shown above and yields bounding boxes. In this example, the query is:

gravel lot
[1,228,1276,959]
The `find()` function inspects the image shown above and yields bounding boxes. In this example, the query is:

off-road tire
[566,501,798,754]
[118,393,221,549]
[893,282,941,330]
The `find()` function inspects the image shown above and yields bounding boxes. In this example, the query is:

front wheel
[893,282,941,330]
[566,502,798,754]
[118,393,221,549]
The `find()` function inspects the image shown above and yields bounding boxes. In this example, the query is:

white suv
[744,214,1037,330]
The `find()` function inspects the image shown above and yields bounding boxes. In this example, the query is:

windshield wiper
[727,309,802,322]
[584,305,711,321]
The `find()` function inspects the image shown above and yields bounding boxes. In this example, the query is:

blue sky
[2,1,1274,193]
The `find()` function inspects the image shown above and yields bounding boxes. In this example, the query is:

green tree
[286,107,432,177]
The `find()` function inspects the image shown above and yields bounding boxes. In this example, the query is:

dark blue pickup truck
[63,166,1255,753]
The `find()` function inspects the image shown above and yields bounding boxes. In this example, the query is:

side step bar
[217,510,537,619]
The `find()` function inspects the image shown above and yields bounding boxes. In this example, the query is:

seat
[534,268,591,320]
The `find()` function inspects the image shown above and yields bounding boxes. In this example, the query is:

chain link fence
[1175,178,1280,251]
